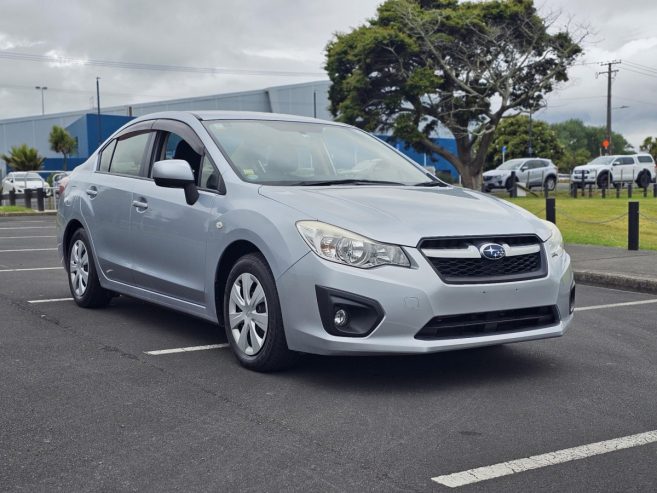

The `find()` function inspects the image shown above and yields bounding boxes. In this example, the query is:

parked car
[571,154,656,188]
[51,172,70,195]
[57,111,575,371]
[1,171,51,196]
[483,158,558,192]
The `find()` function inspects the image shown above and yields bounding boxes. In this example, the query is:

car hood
[259,185,550,247]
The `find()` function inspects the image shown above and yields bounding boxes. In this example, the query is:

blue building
[0,80,459,180]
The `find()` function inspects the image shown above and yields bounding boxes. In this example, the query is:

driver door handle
[132,199,148,210]
[86,187,98,198]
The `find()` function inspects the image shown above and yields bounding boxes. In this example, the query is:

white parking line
[432,430,657,488]
[28,297,73,304]
[0,266,62,272]
[0,226,55,230]
[144,344,229,355]
[575,299,657,312]
[0,235,56,239]
[0,248,57,253]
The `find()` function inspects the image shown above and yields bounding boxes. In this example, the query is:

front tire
[67,228,112,308]
[223,253,297,372]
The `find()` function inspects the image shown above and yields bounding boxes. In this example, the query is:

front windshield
[588,156,614,165]
[203,120,432,185]
[496,159,524,170]
[12,173,41,181]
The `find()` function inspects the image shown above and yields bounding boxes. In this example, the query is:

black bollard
[628,183,633,199]
[546,197,556,224]
[628,201,639,251]
[9,189,16,206]
[24,189,32,209]
[37,188,45,212]
[601,187,606,199]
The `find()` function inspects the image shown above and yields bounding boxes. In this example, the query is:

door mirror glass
[152,159,199,205]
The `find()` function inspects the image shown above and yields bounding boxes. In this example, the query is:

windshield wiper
[292,179,405,186]
[414,180,447,187]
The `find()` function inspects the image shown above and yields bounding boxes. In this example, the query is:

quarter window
[110,133,151,176]
[638,155,654,163]
[199,155,219,190]
[98,140,116,172]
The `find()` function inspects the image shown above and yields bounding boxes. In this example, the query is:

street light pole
[96,77,102,146]
[35,86,48,115]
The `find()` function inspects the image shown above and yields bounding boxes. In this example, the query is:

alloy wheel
[228,273,269,356]
[69,239,89,298]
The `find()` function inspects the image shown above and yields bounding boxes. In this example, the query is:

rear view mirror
[152,159,199,205]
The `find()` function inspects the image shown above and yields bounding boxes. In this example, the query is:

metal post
[571,182,577,198]
[628,183,633,199]
[313,90,317,119]
[546,197,556,224]
[601,186,606,198]
[653,183,657,198]
[588,184,593,198]
[644,185,648,198]
[509,171,517,198]
[9,189,15,206]
[24,189,32,209]
[96,76,102,146]
[36,188,45,212]
[628,201,639,251]
[616,184,621,199]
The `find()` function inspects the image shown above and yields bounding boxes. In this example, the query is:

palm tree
[640,136,657,161]
[48,125,77,171]
[0,144,45,171]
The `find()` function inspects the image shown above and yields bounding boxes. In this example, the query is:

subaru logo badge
[480,243,506,260]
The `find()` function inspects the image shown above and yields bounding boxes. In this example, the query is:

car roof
[130,110,346,126]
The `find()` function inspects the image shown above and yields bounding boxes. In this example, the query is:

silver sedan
[57,111,575,371]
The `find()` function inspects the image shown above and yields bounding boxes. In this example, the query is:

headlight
[296,220,410,268]
[542,220,564,258]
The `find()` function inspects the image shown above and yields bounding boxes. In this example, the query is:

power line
[624,60,657,74]
[622,67,657,80]
[0,50,326,78]
[0,82,167,98]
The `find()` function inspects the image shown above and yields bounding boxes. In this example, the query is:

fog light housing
[316,286,384,337]
[334,309,348,327]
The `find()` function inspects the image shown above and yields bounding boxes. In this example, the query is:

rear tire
[597,173,609,189]
[223,253,297,372]
[67,228,112,308]
[544,176,556,191]
[637,172,650,189]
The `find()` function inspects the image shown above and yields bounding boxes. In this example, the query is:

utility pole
[527,110,533,157]
[35,86,48,115]
[598,61,621,155]
[96,77,102,146]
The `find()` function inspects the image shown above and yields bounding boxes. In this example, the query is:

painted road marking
[576,299,657,312]
[0,226,55,230]
[0,235,56,239]
[0,266,62,272]
[0,248,57,253]
[432,430,657,488]
[144,344,229,355]
[28,298,73,304]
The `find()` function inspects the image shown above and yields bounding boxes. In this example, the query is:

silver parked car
[483,158,558,192]
[57,111,575,371]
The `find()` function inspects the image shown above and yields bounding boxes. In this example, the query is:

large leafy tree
[48,125,77,171]
[1,144,45,171]
[640,136,657,160]
[325,0,584,188]
[485,115,564,169]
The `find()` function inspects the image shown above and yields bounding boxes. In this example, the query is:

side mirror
[152,159,199,205]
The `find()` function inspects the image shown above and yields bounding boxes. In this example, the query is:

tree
[640,136,657,160]
[0,144,45,171]
[551,119,632,172]
[485,115,564,169]
[48,125,77,171]
[325,0,584,188]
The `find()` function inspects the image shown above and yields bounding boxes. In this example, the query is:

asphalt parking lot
[1,215,657,492]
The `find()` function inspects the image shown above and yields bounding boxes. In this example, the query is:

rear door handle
[132,199,148,210]
[86,187,98,198]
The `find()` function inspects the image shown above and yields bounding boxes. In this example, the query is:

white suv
[571,154,656,189]
[483,158,558,192]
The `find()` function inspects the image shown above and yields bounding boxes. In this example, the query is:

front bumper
[277,247,574,355]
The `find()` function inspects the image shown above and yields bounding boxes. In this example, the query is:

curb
[0,211,57,217]
[574,270,657,295]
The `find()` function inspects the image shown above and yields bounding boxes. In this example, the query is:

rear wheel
[597,173,609,189]
[67,229,112,308]
[223,253,297,372]
[544,175,556,191]
[637,172,651,189]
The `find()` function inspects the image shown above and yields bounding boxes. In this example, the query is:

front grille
[415,306,559,340]
[420,235,547,284]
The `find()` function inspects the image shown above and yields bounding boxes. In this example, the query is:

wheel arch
[214,240,263,326]
[62,219,84,264]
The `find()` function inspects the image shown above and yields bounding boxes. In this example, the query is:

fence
[0,187,58,211]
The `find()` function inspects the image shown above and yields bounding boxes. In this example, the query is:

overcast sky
[1,0,656,148]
